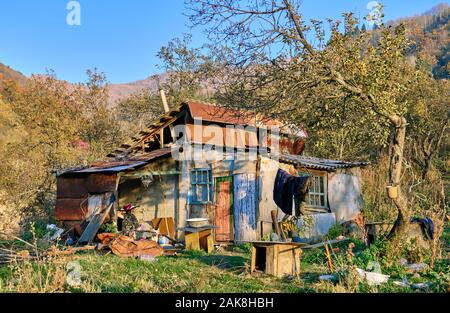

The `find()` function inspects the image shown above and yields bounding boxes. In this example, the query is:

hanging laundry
[273,168,311,216]
[411,217,435,240]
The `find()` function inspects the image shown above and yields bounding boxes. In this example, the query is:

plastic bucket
[386,186,398,199]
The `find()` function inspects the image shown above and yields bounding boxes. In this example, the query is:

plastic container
[186,218,209,228]
[158,236,170,246]
[356,268,390,285]
[386,185,398,199]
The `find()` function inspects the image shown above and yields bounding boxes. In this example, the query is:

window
[189,168,214,204]
[299,173,328,209]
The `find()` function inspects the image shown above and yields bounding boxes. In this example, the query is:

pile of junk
[46,195,182,261]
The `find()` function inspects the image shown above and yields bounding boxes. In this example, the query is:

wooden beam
[121,170,180,178]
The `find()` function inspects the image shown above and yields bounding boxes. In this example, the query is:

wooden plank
[198,230,212,252]
[198,229,212,239]
[277,245,302,277]
[250,241,308,247]
[277,246,289,277]
[273,245,279,277]
[302,238,349,250]
[325,244,334,272]
[233,173,257,242]
[152,218,175,239]
[122,170,180,178]
[206,234,214,253]
[214,177,233,242]
[185,232,200,251]
[251,247,257,273]
[128,115,181,152]
[295,248,302,276]
[266,246,274,276]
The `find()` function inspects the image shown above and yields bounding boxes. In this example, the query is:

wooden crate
[251,242,303,278]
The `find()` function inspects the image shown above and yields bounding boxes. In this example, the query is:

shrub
[327,224,345,239]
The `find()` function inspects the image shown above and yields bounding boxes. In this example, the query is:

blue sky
[0,0,447,84]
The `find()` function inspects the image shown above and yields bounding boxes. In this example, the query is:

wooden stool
[180,226,216,253]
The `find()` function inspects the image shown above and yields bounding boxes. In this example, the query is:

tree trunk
[422,155,433,180]
[387,115,411,239]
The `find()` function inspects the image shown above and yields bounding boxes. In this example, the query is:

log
[271,210,282,238]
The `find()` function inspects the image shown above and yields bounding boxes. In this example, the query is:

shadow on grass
[179,251,322,293]
[181,250,249,273]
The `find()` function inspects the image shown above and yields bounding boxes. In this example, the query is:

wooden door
[214,177,233,242]
[233,173,257,242]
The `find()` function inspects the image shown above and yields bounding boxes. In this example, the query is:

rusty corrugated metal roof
[110,101,307,156]
[279,154,369,171]
[187,101,271,126]
[59,148,172,175]
[186,101,307,137]
[125,148,172,162]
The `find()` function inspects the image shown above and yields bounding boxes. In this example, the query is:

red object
[122,204,136,213]
[55,198,88,221]
[293,139,306,155]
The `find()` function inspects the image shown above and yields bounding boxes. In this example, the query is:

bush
[327,224,345,239]
[22,221,48,242]
[99,223,118,234]
[234,243,252,254]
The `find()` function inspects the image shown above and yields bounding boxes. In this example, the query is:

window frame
[298,172,328,209]
[189,168,214,204]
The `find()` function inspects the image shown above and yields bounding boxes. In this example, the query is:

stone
[270,233,279,242]
[319,274,337,282]
[405,263,428,273]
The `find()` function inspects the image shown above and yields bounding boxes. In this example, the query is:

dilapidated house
[56,101,368,242]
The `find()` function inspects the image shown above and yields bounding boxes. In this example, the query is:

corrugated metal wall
[55,174,117,222]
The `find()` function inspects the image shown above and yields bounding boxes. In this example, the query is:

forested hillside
[0,63,26,83]
[391,3,449,78]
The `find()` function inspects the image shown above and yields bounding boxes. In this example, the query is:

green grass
[0,223,448,293]
[1,246,445,293]
[0,249,308,293]
[73,250,313,293]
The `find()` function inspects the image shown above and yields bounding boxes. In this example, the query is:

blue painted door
[233,173,257,242]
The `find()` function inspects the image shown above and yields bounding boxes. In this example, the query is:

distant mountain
[0,63,27,86]
[107,72,168,105]
[389,3,449,78]
[1,4,448,104]
[0,60,165,105]
[423,3,450,17]
[106,4,449,102]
